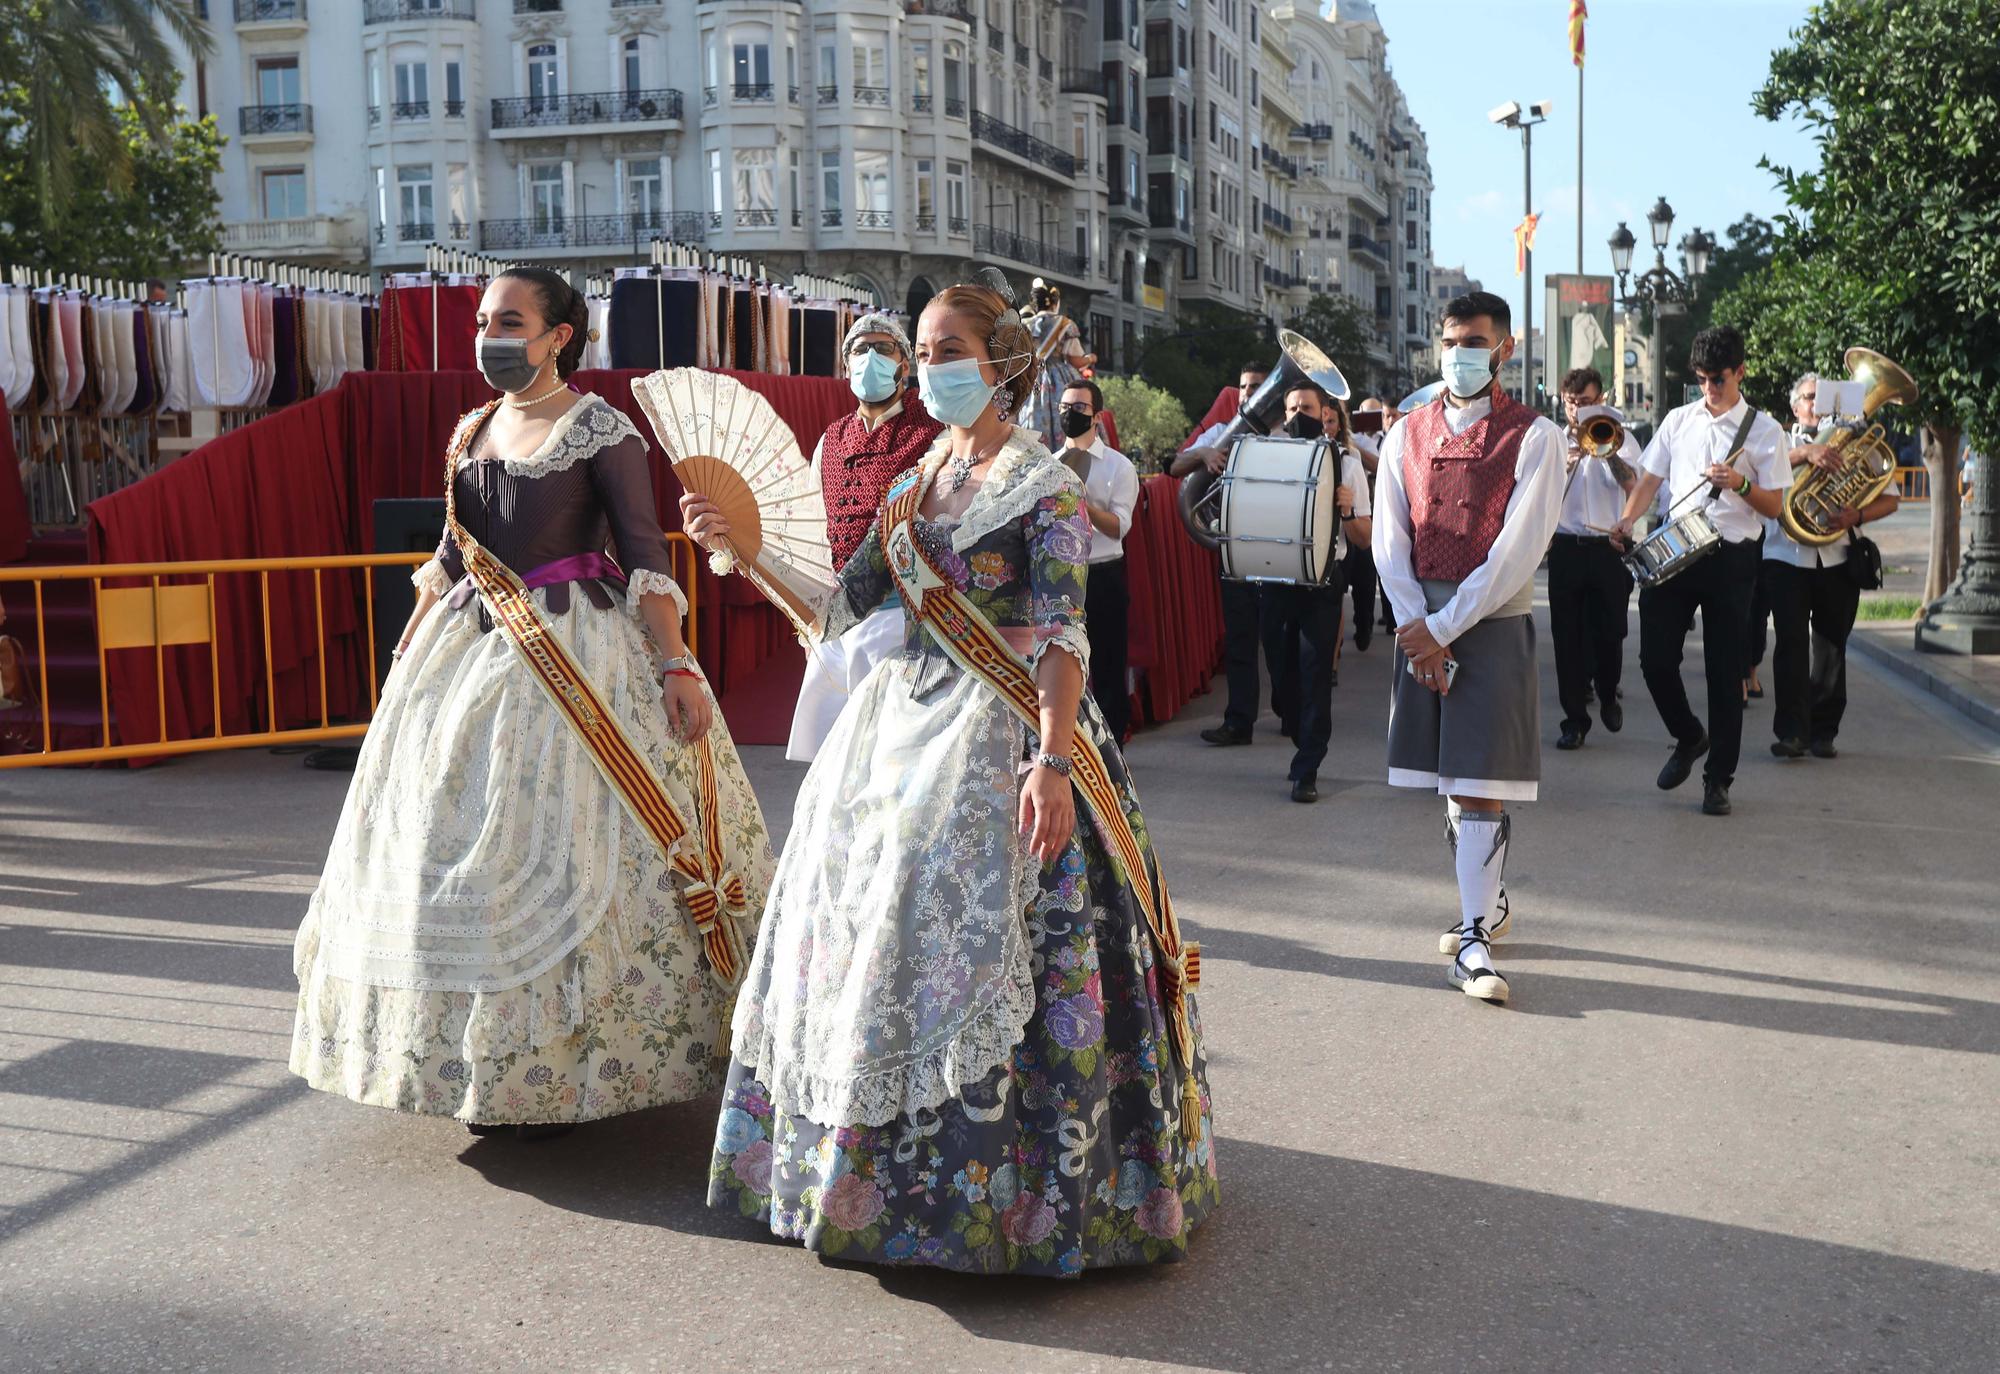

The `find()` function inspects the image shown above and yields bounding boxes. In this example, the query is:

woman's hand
[663,672,712,742]
[1019,763,1076,865]
[678,493,732,553]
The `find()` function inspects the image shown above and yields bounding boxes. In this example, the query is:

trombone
[1577,411,1624,460]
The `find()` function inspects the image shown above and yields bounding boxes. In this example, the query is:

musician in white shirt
[1549,367,1641,750]
[1612,327,1792,817]
[1055,379,1143,741]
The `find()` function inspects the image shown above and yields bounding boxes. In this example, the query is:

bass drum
[1216,435,1340,584]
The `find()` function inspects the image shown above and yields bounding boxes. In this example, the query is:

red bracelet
[664,668,703,681]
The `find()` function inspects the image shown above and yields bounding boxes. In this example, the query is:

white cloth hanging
[305,292,329,392]
[162,308,192,413]
[111,302,140,414]
[35,291,67,411]
[4,286,32,409]
[185,279,253,407]
[58,294,86,410]
[341,295,365,384]
[768,285,791,376]
[586,295,610,371]
[246,283,271,406]
[90,301,113,413]
[0,286,19,408]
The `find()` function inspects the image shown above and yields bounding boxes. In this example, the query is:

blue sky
[1375,0,1823,323]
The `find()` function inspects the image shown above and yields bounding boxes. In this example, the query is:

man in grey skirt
[1374,291,1568,1004]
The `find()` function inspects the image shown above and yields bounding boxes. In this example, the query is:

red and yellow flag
[1569,0,1588,67]
[1514,213,1541,274]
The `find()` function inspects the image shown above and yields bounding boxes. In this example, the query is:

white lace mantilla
[456,394,641,479]
[729,660,1039,1128]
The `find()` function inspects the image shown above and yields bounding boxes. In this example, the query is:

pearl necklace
[505,379,570,410]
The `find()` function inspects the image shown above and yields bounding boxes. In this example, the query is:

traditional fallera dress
[291,393,774,1124]
[708,425,1217,1275]
[1021,310,1088,448]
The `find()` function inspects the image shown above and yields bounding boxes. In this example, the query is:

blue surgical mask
[849,349,902,404]
[1440,344,1499,400]
[918,357,1004,427]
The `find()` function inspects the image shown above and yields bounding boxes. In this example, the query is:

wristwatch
[658,654,698,676]
[1035,751,1074,777]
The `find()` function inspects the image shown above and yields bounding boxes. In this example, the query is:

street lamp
[1608,194,1708,425]
[1491,97,1552,407]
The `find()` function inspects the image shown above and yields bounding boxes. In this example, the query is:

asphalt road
[2,590,1996,1373]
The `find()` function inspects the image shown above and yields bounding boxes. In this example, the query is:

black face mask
[1284,412,1324,441]
[1059,408,1095,440]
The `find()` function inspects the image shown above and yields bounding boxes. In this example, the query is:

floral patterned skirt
[708,701,1218,1275]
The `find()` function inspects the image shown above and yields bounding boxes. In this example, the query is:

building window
[444,57,462,113]
[627,157,663,222]
[708,149,724,222]
[853,39,888,97]
[256,57,300,108]
[397,163,435,235]
[913,41,932,99]
[733,148,775,223]
[733,40,771,91]
[393,58,428,109]
[447,163,469,239]
[946,159,967,228]
[525,44,558,106]
[943,42,964,111]
[1074,208,1089,262]
[623,37,643,95]
[528,162,564,231]
[915,157,935,226]
[260,167,306,219]
[855,150,891,224]
[821,149,842,218]
[788,149,801,224]
[818,41,837,90]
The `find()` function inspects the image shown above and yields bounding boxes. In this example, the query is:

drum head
[1217,436,1335,584]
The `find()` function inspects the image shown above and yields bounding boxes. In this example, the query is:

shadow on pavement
[869,1137,1998,1373]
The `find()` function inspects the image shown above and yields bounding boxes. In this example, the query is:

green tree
[0,94,224,280]
[0,1,212,220]
[1653,214,1778,407]
[1283,291,1380,395]
[1136,301,1273,427]
[1748,0,2000,603]
[1095,375,1191,474]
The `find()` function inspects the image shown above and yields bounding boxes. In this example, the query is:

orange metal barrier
[0,536,699,769]
[1893,466,1976,502]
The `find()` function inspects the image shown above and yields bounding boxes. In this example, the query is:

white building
[176,1,1433,378]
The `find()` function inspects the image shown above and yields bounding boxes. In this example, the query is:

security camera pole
[1491,100,1552,408]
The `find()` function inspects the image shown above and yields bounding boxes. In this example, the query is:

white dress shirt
[1557,430,1643,536]
[1764,421,1847,567]
[1191,419,1232,450]
[1373,396,1569,647]
[1331,447,1372,561]
[1640,397,1791,544]
[1064,434,1141,563]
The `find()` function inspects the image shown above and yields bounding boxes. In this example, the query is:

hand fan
[630,368,837,637]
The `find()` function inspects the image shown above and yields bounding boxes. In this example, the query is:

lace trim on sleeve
[1031,617,1091,675]
[411,557,453,599]
[625,566,689,618]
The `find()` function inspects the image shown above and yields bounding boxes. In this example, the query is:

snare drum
[1624,506,1722,586]
[1216,436,1341,584]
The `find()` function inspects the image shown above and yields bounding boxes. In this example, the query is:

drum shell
[1217,436,1339,584]
[1624,507,1723,586]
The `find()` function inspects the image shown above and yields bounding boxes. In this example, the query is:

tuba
[1780,347,1917,547]
[1578,412,1624,459]
[1179,329,1350,549]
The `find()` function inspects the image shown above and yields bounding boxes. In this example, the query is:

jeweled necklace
[943,434,1007,494]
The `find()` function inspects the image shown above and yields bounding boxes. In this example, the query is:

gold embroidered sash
[877,469,1205,1131]
[441,401,747,987]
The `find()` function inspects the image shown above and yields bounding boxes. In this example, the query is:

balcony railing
[735,208,777,228]
[490,89,683,129]
[665,211,707,242]
[481,212,682,252]
[1039,56,1053,80]
[239,103,312,135]
[391,100,428,120]
[364,0,474,20]
[398,221,435,243]
[988,28,1005,53]
[905,0,974,20]
[913,92,933,113]
[970,109,1076,177]
[1061,68,1108,98]
[1349,232,1391,261]
[822,209,843,227]
[915,213,936,232]
[1292,122,1333,141]
[235,0,305,20]
[945,95,966,118]
[367,105,379,126]
[853,85,890,108]
[733,83,775,102]
[445,98,464,117]
[948,215,969,236]
[816,84,839,104]
[1148,207,1192,234]
[514,0,562,12]
[1262,204,1293,234]
[973,223,1086,279]
[856,209,894,229]
[1014,41,1029,67]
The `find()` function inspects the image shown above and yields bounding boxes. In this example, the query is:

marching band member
[1054,378,1142,742]
[1375,291,1567,1003]
[1612,327,1791,816]
[1763,371,1899,760]
[786,313,943,762]
[1549,367,1640,750]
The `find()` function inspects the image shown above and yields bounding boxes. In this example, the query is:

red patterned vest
[819,401,943,568]
[1401,392,1540,580]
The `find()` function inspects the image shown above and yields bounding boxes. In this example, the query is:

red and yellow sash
[442,401,747,988]
[877,468,1205,1131]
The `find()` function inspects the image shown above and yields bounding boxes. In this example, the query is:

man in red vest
[1374,291,1567,1004]
[786,311,943,761]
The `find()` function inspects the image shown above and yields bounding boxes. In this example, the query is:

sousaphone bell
[1179,330,1351,550]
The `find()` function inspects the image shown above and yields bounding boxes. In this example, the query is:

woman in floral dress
[290,267,773,1137]
[1020,278,1096,449]
[682,281,1216,1274]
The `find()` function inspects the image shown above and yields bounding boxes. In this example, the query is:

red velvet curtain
[0,395,27,564]
[1123,474,1223,725]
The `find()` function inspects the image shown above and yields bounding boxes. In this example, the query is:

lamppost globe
[1608,221,1636,277]
[1685,227,1714,281]
[1647,196,1675,250]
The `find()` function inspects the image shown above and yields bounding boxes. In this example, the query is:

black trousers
[1638,538,1762,787]
[1743,534,1771,676]
[1085,556,1131,742]
[1259,574,1345,780]
[1548,533,1633,733]
[1343,545,1377,640]
[1764,560,1860,746]
[1220,578,1266,734]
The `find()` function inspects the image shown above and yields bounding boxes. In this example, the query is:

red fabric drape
[375,285,482,373]
[1122,474,1223,725]
[83,370,856,750]
[0,395,27,564]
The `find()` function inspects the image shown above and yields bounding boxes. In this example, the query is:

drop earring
[993,385,1015,421]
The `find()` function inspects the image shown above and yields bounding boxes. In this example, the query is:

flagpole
[1577,55,1585,272]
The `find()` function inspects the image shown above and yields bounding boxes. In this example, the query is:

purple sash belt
[446,551,626,611]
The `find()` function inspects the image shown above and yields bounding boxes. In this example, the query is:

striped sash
[878,470,1204,1132]
[1032,314,1075,365]
[442,402,747,988]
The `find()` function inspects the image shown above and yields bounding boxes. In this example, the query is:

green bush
[1096,376,1192,475]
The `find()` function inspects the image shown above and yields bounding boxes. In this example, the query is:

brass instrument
[1780,347,1917,547]
[1578,412,1624,459]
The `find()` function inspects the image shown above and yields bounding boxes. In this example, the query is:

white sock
[1445,800,1509,924]
[1454,813,1509,973]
